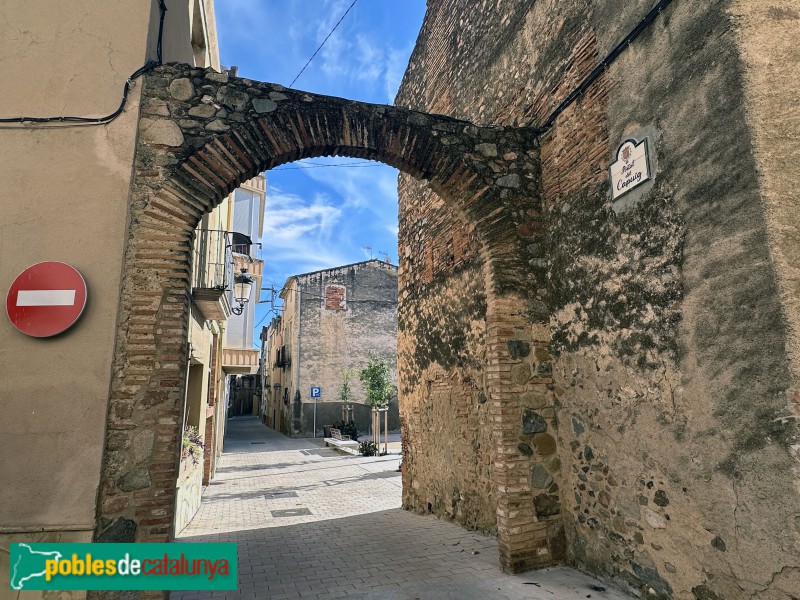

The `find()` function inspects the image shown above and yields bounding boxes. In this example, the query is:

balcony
[222,347,260,375]
[191,230,234,321]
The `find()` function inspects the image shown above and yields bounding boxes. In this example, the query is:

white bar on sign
[17,289,76,306]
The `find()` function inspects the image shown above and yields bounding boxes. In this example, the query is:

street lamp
[231,268,254,315]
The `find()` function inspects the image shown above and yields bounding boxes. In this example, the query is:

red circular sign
[6,262,88,337]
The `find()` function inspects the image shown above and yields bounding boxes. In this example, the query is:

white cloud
[299,159,398,212]
[218,0,416,103]
[261,162,400,284]
[262,187,349,274]
[352,34,383,83]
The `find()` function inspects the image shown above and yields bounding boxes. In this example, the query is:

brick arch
[96,64,560,572]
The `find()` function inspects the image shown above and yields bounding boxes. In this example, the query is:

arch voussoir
[96,63,558,572]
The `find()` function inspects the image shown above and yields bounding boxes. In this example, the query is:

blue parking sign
[310,386,321,398]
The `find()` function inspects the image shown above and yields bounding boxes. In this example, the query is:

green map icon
[10,544,62,590]
[8,542,237,590]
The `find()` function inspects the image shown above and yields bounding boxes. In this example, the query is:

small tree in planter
[360,354,393,454]
[338,367,356,404]
[359,354,393,409]
[325,368,358,439]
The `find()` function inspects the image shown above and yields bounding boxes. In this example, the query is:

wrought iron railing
[192,229,234,292]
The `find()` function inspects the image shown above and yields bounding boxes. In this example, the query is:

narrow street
[173,417,633,600]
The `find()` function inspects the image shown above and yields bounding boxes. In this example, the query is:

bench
[324,428,360,454]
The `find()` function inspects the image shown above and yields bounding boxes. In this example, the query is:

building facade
[261,260,399,438]
[222,174,266,418]
[0,0,221,584]
[260,315,286,431]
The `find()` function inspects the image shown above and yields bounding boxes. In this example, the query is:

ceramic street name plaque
[610,138,651,200]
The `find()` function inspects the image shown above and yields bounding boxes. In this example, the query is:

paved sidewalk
[173,416,633,600]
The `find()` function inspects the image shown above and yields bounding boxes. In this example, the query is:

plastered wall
[0,3,157,598]
[0,0,155,531]
[0,3,220,596]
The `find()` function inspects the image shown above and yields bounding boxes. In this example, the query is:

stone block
[96,517,137,543]
[139,118,184,147]
[168,78,194,101]
[522,409,547,434]
[252,98,277,113]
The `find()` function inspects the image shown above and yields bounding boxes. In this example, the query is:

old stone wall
[397,173,497,531]
[291,260,400,437]
[396,0,563,558]
[398,0,799,596]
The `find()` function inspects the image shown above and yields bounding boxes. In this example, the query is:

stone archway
[96,64,561,572]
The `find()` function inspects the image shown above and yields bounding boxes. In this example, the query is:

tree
[338,367,356,403]
[359,354,393,408]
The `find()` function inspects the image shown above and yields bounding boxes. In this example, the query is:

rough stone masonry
[396,0,800,598]
[96,60,558,579]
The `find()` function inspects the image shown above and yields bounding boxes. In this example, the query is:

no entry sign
[6,262,88,337]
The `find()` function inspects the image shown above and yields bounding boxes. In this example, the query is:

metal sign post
[377,407,388,455]
[310,386,321,438]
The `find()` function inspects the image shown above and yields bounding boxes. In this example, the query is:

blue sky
[214,0,427,339]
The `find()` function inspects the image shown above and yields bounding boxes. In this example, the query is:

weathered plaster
[398,0,800,596]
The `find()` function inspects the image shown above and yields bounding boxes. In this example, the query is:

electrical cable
[0,0,167,127]
[289,0,358,87]
[287,159,374,167]
[272,163,383,171]
[533,0,673,136]
[253,311,273,330]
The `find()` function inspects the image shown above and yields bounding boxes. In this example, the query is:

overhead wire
[0,0,168,128]
[271,161,383,171]
[289,0,359,87]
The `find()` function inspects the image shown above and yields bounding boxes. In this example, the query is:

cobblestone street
[173,417,632,599]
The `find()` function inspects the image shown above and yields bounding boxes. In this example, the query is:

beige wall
[0,0,221,583]
[150,0,221,70]
[0,0,156,533]
[733,0,800,403]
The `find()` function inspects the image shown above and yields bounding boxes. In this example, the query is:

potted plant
[181,424,204,465]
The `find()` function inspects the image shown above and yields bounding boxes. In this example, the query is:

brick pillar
[487,294,564,573]
[94,182,204,549]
